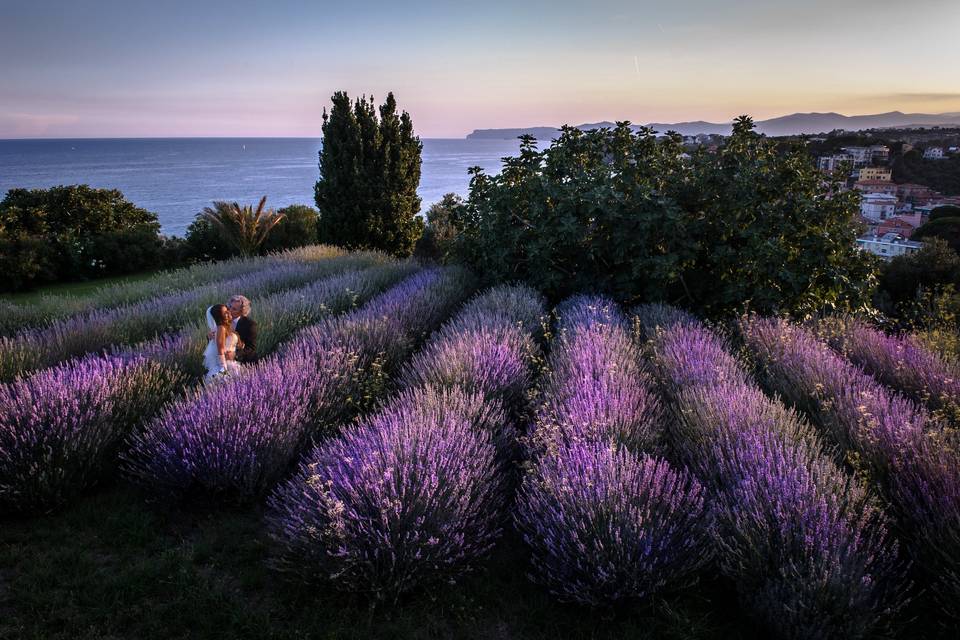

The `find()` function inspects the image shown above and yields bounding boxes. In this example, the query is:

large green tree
[453,117,876,318]
[314,91,423,256]
[0,185,172,291]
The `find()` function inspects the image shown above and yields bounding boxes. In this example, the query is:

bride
[204,304,244,380]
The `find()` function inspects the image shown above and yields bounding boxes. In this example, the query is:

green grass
[0,271,160,306]
[0,484,757,640]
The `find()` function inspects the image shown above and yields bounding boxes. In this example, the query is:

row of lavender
[516,297,712,605]
[0,245,346,336]
[0,257,419,512]
[0,247,383,381]
[742,316,960,625]
[643,309,906,638]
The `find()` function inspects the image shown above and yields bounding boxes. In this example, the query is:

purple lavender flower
[515,441,711,607]
[647,322,748,392]
[0,354,185,512]
[400,285,545,410]
[632,302,699,338]
[649,321,910,638]
[740,315,960,619]
[529,296,662,456]
[816,316,960,417]
[0,245,352,337]
[740,316,928,484]
[267,385,510,601]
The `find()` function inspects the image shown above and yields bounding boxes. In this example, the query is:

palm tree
[202,196,286,257]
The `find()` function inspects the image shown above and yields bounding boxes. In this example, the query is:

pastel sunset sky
[2,0,958,138]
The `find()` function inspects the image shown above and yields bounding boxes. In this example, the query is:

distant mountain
[465,111,960,139]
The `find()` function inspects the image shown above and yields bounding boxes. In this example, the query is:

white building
[857,233,923,260]
[841,145,890,167]
[860,193,897,221]
[923,147,946,160]
[817,153,853,172]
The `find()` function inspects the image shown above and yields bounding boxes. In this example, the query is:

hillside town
[813,136,960,260]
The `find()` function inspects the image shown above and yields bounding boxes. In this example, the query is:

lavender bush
[647,317,908,638]
[0,354,186,512]
[741,316,959,620]
[528,296,662,456]
[515,441,711,606]
[267,385,510,601]
[815,315,960,417]
[517,296,709,608]
[400,284,546,410]
[632,302,699,338]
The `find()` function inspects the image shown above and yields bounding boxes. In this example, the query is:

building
[875,216,920,238]
[858,167,892,182]
[897,183,940,203]
[841,145,890,167]
[923,147,946,160]
[860,193,897,221]
[817,153,853,173]
[857,232,923,260]
[855,181,899,197]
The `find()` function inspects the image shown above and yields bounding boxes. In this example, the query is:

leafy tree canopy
[452,117,876,318]
[0,184,158,237]
[315,91,423,257]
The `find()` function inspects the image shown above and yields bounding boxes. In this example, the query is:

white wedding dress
[203,306,242,380]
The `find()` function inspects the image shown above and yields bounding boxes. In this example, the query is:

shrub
[413,193,463,261]
[0,233,59,292]
[262,205,319,254]
[184,214,236,262]
[515,442,711,607]
[929,205,960,221]
[528,296,661,457]
[453,118,875,318]
[741,316,960,619]
[400,285,546,411]
[267,385,510,601]
[0,185,174,290]
[0,355,185,512]
[911,216,960,254]
[815,315,960,416]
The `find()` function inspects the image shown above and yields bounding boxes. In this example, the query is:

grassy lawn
[0,484,758,640]
[0,271,160,306]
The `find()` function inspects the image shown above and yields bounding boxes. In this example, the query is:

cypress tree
[315,91,423,256]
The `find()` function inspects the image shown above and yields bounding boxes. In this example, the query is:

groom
[227,294,258,363]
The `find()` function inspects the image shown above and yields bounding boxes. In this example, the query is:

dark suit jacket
[235,316,258,362]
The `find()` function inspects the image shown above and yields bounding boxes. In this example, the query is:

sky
[1,0,959,138]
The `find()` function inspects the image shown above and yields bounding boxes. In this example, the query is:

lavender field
[1,247,958,639]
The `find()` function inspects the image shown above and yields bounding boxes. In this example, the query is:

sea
[0,138,536,237]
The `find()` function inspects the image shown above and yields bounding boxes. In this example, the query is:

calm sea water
[0,138,534,236]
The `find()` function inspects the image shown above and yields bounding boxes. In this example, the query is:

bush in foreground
[267,385,510,601]
[515,442,711,607]
[0,355,186,512]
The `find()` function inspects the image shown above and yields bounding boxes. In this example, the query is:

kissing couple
[204,294,258,380]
